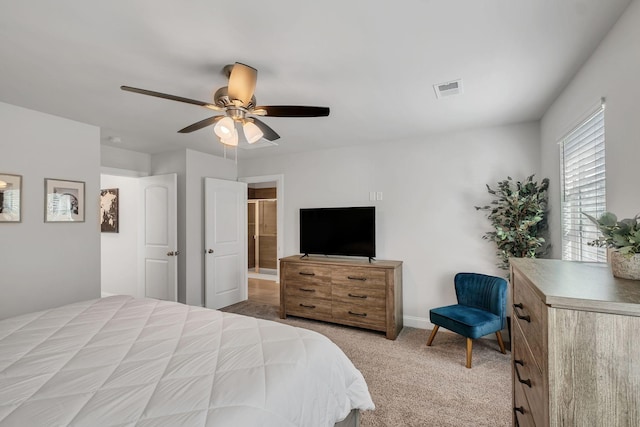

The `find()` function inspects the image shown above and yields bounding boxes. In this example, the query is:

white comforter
[0,296,374,426]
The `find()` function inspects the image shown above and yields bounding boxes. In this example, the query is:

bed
[0,295,374,426]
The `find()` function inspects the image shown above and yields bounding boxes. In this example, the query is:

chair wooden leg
[496,331,506,354]
[466,338,473,368]
[426,325,439,346]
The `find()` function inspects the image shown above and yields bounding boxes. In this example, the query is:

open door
[204,178,247,309]
[139,174,178,301]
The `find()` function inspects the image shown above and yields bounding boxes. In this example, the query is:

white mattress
[0,296,374,426]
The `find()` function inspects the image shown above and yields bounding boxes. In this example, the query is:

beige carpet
[221,299,512,427]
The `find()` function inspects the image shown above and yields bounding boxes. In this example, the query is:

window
[560,102,606,262]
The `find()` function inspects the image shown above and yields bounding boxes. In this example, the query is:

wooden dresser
[509,258,640,426]
[279,255,403,339]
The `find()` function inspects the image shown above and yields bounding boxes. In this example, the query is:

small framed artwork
[45,178,85,222]
[0,173,22,223]
[100,188,119,233]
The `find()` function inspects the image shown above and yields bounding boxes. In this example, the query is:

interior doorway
[248,197,278,279]
[239,174,284,281]
[100,171,178,301]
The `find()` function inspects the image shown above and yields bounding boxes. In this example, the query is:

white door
[204,178,247,309]
[139,174,178,301]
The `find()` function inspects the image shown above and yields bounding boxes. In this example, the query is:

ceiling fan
[121,62,330,147]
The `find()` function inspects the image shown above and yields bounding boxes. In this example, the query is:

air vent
[433,79,463,99]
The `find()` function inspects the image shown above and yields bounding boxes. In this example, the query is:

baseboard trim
[403,315,432,330]
[248,270,278,281]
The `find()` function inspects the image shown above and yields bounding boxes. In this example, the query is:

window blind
[560,105,606,262]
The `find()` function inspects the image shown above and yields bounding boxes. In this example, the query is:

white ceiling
[0,0,632,159]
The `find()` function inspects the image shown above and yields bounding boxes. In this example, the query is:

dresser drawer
[514,379,536,427]
[331,283,386,329]
[331,284,387,331]
[285,296,332,320]
[512,270,546,373]
[284,263,332,285]
[332,301,386,330]
[332,284,386,308]
[331,266,387,288]
[513,320,546,426]
[285,281,332,300]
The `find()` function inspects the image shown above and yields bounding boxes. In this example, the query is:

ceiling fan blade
[227,63,257,107]
[178,116,224,133]
[121,86,222,111]
[250,117,280,141]
[255,105,330,117]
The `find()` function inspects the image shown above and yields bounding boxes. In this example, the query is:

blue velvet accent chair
[426,272,507,368]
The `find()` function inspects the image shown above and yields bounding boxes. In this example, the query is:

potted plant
[475,175,550,271]
[583,211,640,280]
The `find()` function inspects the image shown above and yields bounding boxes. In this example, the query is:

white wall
[101,145,151,175]
[541,0,640,258]
[100,174,139,297]
[239,122,540,327]
[0,102,101,319]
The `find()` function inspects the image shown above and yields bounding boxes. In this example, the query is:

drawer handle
[348,293,367,299]
[347,276,367,281]
[299,288,316,293]
[299,303,316,309]
[514,359,532,388]
[513,303,531,323]
[514,406,525,427]
[299,272,315,276]
[348,310,367,317]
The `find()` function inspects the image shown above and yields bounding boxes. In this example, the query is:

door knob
[207,249,214,254]
[167,251,180,256]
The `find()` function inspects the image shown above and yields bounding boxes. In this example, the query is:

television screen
[300,207,375,258]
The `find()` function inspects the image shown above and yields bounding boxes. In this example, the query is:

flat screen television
[300,206,375,259]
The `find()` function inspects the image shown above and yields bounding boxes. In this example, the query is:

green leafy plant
[475,175,549,270]
[582,211,640,256]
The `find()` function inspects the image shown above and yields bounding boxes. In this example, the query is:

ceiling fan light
[243,121,263,144]
[220,129,238,147]
[214,116,235,138]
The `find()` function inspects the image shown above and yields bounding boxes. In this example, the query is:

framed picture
[45,178,85,222]
[0,173,22,223]
[100,188,119,232]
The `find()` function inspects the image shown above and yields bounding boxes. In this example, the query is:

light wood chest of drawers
[279,256,403,339]
[509,258,640,427]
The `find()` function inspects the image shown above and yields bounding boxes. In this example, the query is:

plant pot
[609,250,640,281]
